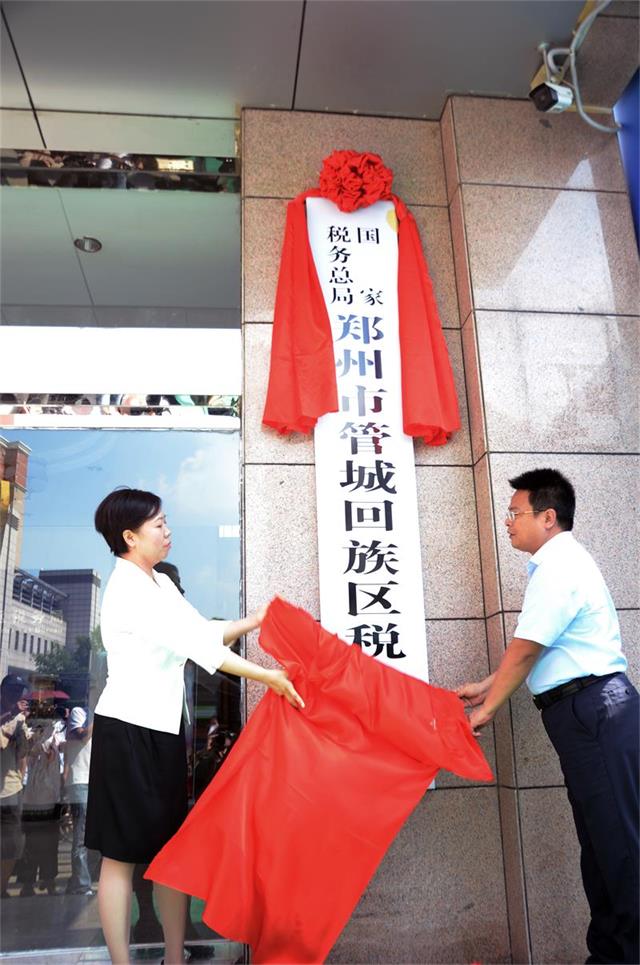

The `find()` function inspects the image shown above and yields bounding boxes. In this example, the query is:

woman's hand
[265,668,305,710]
[246,604,268,633]
[223,604,269,646]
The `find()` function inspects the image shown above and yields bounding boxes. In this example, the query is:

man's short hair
[94,487,161,555]
[508,468,575,531]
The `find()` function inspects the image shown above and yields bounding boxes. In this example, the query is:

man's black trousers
[542,672,639,965]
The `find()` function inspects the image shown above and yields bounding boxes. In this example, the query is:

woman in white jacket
[86,487,303,965]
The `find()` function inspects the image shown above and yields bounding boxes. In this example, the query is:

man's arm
[460,637,543,736]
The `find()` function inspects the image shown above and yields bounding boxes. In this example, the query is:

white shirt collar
[527,530,574,573]
[114,556,161,586]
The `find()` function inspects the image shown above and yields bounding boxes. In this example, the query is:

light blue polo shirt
[515,531,627,695]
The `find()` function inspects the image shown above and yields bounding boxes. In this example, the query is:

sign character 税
[346,622,406,659]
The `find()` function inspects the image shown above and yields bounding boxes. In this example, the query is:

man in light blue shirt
[518,530,627,695]
[458,468,638,965]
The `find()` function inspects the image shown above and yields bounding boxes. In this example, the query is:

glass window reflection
[0,428,242,957]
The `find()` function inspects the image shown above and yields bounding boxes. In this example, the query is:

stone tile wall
[242,97,638,963]
[442,94,639,964]
[242,107,508,963]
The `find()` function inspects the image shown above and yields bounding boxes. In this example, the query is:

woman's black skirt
[85,713,188,864]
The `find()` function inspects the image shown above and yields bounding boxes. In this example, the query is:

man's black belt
[533,673,618,711]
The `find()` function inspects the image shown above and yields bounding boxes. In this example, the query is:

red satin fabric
[146,598,492,963]
[262,192,461,446]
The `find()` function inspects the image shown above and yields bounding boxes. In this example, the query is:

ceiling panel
[0,187,91,305]
[59,189,240,309]
[0,20,31,108]
[0,108,44,148]
[39,113,237,156]
[2,0,303,116]
[295,0,584,119]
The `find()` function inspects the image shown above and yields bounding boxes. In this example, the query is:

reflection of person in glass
[86,488,304,965]
[193,717,231,800]
[62,706,94,895]
[1,676,33,896]
[16,708,65,896]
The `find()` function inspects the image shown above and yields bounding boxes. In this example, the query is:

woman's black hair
[94,487,161,556]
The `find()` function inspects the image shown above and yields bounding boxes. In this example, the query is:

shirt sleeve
[515,562,584,647]
[161,577,230,674]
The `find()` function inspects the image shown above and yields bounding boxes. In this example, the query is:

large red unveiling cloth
[262,190,460,446]
[147,597,492,963]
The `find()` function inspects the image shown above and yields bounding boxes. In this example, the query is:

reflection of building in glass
[9,569,67,674]
[1,436,31,679]
[38,569,100,653]
[0,435,101,680]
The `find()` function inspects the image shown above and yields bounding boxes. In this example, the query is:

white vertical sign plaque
[307,197,429,683]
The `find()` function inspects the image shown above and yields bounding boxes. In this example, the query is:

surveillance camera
[529,82,574,114]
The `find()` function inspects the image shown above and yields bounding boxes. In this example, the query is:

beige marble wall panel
[487,614,517,788]
[414,329,472,467]
[501,611,563,790]
[328,787,509,964]
[519,787,590,964]
[449,187,473,324]
[416,466,484,619]
[601,1,639,14]
[409,204,460,328]
[243,197,286,322]
[619,610,640,686]
[425,618,496,788]
[245,626,279,719]
[463,185,640,315]
[490,453,640,611]
[243,323,315,465]
[510,686,564,787]
[440,98,459,204]
[486,610,507,670]
[498,788,531,964]
[461,313,488,463]
[243,464,319,618]
[475,311,640,454]
[449,96,626,191]
[425,619,489,693]
[473,455,502,617]
[578,16,640,108]
[243,109,446,206]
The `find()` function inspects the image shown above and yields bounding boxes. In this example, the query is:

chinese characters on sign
[308,198,429,682]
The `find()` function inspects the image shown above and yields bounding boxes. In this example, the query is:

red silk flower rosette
[318,149,393,212]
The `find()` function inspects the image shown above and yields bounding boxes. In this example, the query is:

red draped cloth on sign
[147,597,492,963]
[262,175,460,445]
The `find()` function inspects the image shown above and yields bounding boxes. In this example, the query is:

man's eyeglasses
[505,509,542,523]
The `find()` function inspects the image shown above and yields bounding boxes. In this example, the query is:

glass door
[0,419,244,962]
